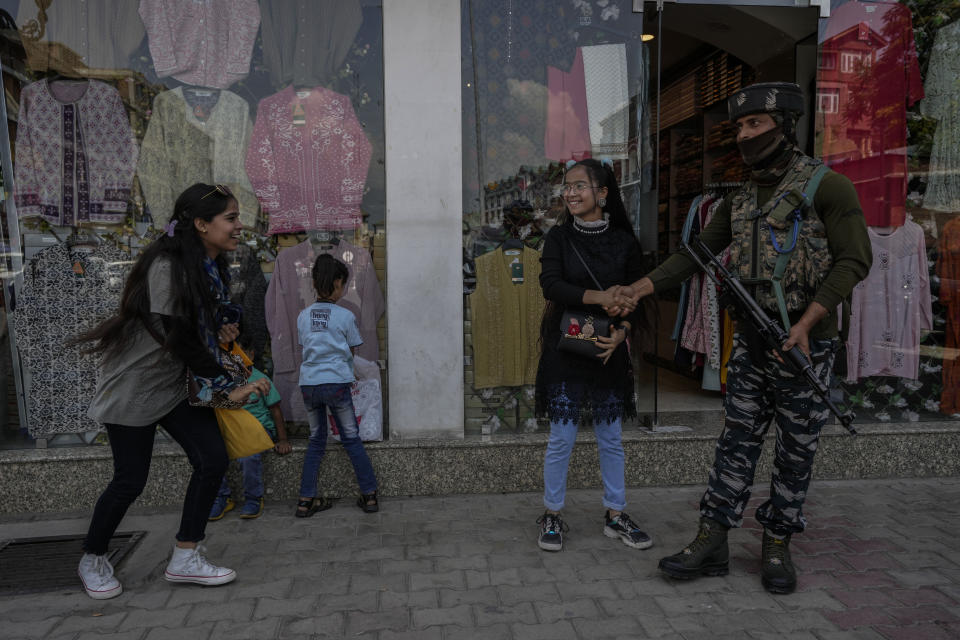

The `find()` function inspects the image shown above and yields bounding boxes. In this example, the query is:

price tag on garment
[72,260,85,277]
[292,103,306,127]
[510,260,524,284]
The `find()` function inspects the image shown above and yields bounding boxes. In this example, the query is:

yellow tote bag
[214,408,275,460]
[211,344,273,459]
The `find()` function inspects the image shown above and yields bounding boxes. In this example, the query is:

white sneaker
[78,553,123,600]
[164,544,236,586]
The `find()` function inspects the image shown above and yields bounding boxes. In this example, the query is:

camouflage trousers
[700,333,839,536]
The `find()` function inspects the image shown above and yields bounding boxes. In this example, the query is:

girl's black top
[535,220,645,426]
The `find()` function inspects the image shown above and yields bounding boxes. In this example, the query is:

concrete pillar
[383,0,464,438]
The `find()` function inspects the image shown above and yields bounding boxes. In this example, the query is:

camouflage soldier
[614,82,872,593]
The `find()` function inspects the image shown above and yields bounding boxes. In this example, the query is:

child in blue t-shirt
[209,349,291,520]
[295,254,379,517]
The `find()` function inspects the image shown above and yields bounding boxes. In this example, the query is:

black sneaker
[604,511,653,549]
[537,512,566,551]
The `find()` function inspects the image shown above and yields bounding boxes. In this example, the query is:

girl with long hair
[534,158,653,553]
[75,183,270,599]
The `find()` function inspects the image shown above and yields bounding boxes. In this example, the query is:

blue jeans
[543,414,627,513]
[299,383,378,497]
[217,453,263,500]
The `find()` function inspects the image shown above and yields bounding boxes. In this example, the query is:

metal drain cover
[0,531,145,596]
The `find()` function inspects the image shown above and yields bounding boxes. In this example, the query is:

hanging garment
[671,196,704,342]
[939,218,960,415]
[544,49,592,162]
[702,363,721,392]
[138,87,257,226]
[265,239,384,420]
[680,254,707,356]
[846,221,932,382]
[138,0,260,89]
[581,43,629,159]
[703,214,727,371]
[246,86,372,234]
[258,0,363,88]
[816,0,923,227]
[138,88,257,225]
[14,80,138,226]
[228,244,268,371]
[919,20,960,213]
[12,242,130,437]
[16,0,145,74]
[471,246,546,389]
[680,197,719,357]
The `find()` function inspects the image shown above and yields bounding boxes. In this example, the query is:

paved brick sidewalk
[1,477,958,639]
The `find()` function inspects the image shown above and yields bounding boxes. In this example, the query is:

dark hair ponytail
[312,254,350,299]
[74,183,237,358]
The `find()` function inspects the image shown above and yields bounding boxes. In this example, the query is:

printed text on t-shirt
[311,308,330,331]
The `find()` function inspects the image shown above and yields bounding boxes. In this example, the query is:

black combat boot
[760,530,797,594]
[658,517,729,579]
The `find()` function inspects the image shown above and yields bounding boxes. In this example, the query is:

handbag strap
[566,236,603,290]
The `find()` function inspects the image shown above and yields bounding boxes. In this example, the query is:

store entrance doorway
[645,2,820,429]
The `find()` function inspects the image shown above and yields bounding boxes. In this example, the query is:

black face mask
[737,127,786,167]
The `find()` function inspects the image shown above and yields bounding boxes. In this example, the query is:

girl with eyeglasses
[534,159,655,553]
[73,183,270,599]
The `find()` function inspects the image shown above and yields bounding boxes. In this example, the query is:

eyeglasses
[560,182,596,194]
[200,184,233,199]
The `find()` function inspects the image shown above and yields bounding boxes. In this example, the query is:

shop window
[815,0,960,425]
[0,1,387,449]
[460,0,654,436]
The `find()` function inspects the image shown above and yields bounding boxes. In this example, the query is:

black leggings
[83,399,228,554]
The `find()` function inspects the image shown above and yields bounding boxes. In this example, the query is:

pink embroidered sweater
[245,86,372,234]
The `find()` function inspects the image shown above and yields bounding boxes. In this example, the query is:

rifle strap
[770,163,830,332]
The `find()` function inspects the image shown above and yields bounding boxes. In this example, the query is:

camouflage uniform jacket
[648,155,873,340]
[727,154,831,315]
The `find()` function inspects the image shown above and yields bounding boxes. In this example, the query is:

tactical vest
[727,155,832,329]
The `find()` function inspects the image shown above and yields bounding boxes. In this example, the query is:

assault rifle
[681,234,856,435]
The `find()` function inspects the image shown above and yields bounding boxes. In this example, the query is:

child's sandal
[295,496,332,518]
[357,491,378,513]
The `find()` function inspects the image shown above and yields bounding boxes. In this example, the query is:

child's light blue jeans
[299,383,378,497]
[543,406,626,512]
[217,454,263,500]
